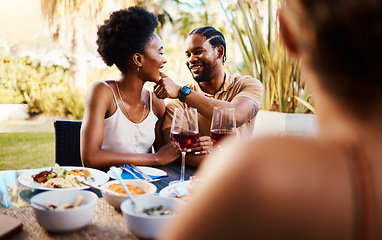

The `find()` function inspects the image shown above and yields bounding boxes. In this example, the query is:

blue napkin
[121,165,168,180]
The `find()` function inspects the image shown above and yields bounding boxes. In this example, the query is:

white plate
[18,166,110,191]
[159,180,190,199]
[107,166,167,182]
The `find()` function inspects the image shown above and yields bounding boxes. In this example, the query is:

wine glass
[170,108,199,185]
[210,107,236,151]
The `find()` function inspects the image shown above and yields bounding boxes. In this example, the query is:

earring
[137,66,140,72]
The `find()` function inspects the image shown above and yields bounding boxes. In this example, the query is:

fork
[120,165,140,180]
[129,164,154,181]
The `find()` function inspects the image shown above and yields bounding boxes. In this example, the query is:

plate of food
[159,180,191,202]
[18,164,109,190]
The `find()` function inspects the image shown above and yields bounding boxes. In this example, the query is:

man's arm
[155,72,262,127]
[182,91,259,127]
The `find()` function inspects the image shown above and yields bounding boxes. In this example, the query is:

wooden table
[0,162,197,239]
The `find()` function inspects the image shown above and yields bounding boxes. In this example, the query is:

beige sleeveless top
[101,82,158,153]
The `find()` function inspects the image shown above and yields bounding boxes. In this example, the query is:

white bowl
[121,195,187,239]
[30,190,98,232]
[100,180,157,210]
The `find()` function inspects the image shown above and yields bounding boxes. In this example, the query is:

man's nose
[188,54,198,64]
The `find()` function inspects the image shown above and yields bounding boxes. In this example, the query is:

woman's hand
[154,142,181,165]
[191,136,213,155]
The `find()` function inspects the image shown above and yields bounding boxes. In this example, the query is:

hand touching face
[154,72,181,99]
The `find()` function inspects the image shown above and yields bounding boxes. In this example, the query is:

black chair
[54,120,83,167]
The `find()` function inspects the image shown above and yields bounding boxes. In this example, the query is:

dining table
[0,162,196,239]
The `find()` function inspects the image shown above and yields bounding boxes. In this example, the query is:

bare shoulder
[85,81,113,101]
[83,81,115,118]
[195,136,353,239]
[232,136,353,197]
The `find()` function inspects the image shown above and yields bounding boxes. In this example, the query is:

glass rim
[213,106,235,111]
[174,107,197,111]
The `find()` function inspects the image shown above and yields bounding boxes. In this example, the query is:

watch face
[180,86,191,102]
[181,86,191,95]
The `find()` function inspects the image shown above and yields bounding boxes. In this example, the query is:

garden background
[0,0,314,170]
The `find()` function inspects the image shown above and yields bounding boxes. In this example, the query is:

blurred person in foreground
[80,6,180,170]
[161,0,382,239]
[154,26,263,167]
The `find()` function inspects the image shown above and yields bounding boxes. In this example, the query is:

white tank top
[101,82,158,153]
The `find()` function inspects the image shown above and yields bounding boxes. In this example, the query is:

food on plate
[108,183,146,195]
[68,169,91,178]
[42,175,82,189]
[142,205,174,216]
[166,176,202,202]
[187,176,200,194]
[169,190,191,202]
[32,169,53,183]
[31,164,94,189]
[42,195,84,210]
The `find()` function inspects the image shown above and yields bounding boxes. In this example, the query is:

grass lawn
[0,132,55,170]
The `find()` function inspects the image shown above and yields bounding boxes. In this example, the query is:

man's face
[185,34,219,83]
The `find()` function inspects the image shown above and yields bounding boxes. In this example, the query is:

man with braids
[155,26,263,167]
[81,6,181,170]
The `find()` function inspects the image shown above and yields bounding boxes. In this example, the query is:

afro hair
[96,6,158,72]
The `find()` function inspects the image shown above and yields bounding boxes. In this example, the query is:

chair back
[54,120,83,167]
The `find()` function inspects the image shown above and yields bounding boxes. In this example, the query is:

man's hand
[191,136,213,155]
[154,72,182,99]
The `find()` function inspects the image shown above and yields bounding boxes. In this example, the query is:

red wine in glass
[210,129,236,144]
[170,107,199,185]
[210,107,236,150]
[171,130,199,152]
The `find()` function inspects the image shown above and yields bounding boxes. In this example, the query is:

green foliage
[0,51,191,119]
[0,88,24,104]
[0,56,86,119]
[35,85,86,119]
[220,0,315,113]
[0,132,55,170]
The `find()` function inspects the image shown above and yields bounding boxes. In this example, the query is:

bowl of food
[30,190,98,232]
[100,180,157,210]
[121,195,187,239]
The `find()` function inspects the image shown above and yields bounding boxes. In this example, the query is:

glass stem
[180,151,186,182]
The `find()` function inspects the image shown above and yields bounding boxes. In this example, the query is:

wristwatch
[179,86,191,102]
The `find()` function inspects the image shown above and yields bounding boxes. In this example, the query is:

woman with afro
[80,6,180,170]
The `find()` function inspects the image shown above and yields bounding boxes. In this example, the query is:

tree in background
[220,0,315,113]
[40,0,128,89]
[39,0,203,89]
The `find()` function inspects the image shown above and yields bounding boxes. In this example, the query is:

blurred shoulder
[198,136,353,238]
[234,136,348,174]
[202,135,352,202]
